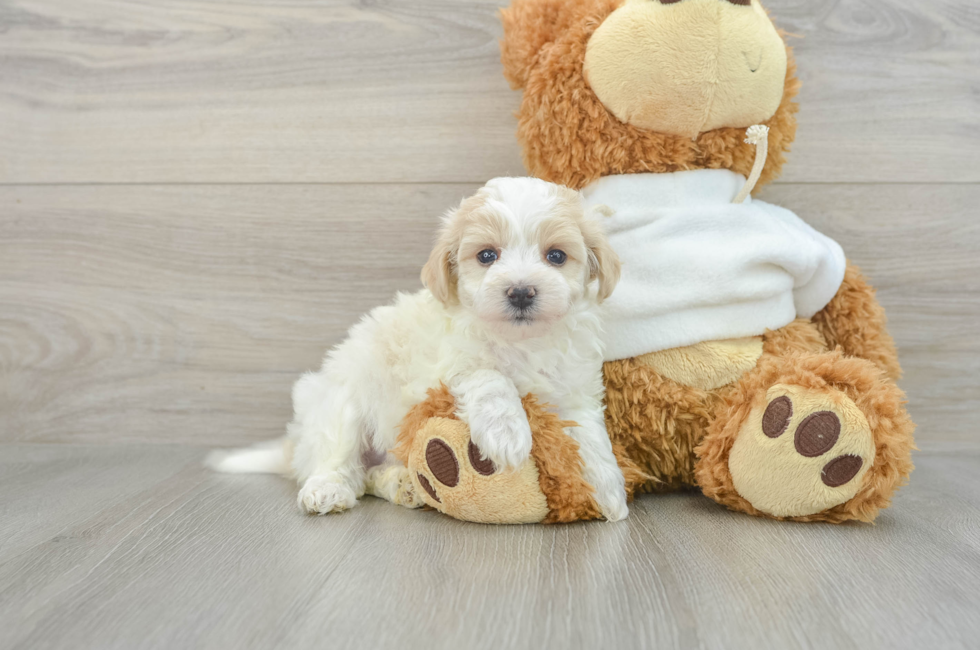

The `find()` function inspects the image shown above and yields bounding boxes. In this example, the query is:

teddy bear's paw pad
[417,473,440,503]
[426,439,460,487]
[412,438,462,506]
[728,384,874,518]
[467,441,496,476]
[821,454,864,488]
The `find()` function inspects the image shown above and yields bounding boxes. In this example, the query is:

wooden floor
[1,0,978,648]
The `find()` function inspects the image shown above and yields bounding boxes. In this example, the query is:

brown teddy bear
[399,0,914,524]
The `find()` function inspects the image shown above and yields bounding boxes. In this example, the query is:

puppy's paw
[297,475,358,515]
[579,459,629,522]
[594,488,629,522]
[365,464,424,509]
[468,410,533,471]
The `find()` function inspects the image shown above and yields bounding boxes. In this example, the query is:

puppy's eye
[546,249,567,265]
[477,249,498,265]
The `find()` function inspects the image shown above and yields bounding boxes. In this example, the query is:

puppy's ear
[421,212,460,306]
[582,206,621,303]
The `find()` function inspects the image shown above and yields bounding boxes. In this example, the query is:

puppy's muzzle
[506,285,536,312]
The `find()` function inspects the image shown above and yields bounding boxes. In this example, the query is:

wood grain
[0,0,977,184]
[2,183,976,445]
[0,443,977,650]
[0,444,201,559]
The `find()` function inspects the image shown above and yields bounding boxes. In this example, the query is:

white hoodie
[582,169,846,362]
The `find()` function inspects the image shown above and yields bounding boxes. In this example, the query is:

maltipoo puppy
[209,177,628,520]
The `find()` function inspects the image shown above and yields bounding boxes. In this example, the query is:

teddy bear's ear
[500,0,591,89]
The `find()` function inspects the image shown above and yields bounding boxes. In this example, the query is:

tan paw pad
[729,384,874,518]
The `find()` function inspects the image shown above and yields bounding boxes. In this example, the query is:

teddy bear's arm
[811,262,902,381]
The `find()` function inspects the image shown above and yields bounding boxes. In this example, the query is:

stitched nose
[660,0,751,5]
[507,286,536,310]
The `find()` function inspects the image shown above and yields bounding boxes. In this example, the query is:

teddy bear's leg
[695,351,914,523]
[603,357,719,493]
[811,262,902,381]
[364,460,425,509]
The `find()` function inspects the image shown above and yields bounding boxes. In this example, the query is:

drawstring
[733,125,769,204]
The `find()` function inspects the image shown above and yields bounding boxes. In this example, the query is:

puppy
[209,177,628,521]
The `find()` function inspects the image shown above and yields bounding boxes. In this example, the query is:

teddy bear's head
[500,0,800,190]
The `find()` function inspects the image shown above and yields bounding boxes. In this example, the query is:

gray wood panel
[0,0,977,184]
[2,183,977,446]
[0,443,977,650]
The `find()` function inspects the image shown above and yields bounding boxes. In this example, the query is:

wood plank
[0,0,525,184]
[0,443,978,650]
[1,182,976,445]
[0,444,201,560]
[0,0,976,184]
[775,0,980,184]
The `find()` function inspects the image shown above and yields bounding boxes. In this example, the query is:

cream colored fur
[636,336,764,390]
[583,0,787,138]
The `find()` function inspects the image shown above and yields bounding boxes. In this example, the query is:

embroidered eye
[477,249,498,265]
[546,249,567,265]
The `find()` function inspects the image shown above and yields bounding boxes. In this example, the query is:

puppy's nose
[507,286,536,310]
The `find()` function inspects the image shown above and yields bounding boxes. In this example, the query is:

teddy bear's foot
[728,384,874,518]
[695,351,915,523]
[364,463,425,509]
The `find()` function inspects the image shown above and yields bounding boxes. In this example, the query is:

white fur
[205,441,288,474]
[210,178,628,521]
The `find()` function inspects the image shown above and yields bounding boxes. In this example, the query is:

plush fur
[500,0,800,192]
[604,315,915,522]
[696,348,915,523]
[812,263,904,382]
[583,0,789,137]
[636,337,764,391]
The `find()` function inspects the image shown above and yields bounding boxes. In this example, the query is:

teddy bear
[398,0,915,524]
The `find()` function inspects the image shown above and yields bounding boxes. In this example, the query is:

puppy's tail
[205,438,293,475]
